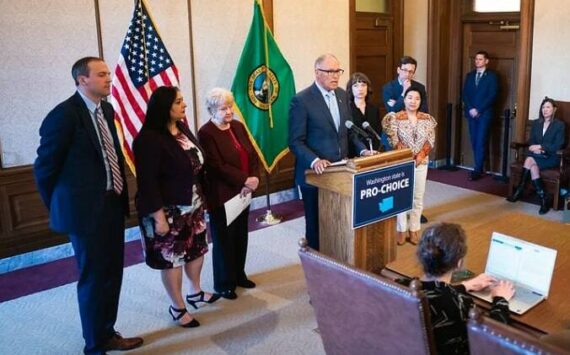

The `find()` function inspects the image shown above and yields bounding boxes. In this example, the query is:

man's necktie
[96,107,124,195]
[326,92,340,131]
[475,72,482,86]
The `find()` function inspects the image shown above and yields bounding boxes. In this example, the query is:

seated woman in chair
[507,97,565,214]
[414,223,514,354]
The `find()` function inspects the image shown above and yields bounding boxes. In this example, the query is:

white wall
[529,0,570,120]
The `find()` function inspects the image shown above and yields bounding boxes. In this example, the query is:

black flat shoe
[168,306,200,328]
[186,291,221,309]
[237,279,256,289]
[219,290,238,300]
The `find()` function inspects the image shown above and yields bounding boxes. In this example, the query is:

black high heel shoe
[168,306,200,328]
[186,291,221,309]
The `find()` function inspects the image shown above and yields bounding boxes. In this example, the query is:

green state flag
[231,0,295,173]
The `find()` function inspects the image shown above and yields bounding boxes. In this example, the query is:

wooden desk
[385,212,570,334]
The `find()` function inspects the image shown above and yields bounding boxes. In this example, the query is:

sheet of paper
[224,192,252,226]
[329,159,347,167]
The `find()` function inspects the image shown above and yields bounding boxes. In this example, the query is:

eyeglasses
[399,68,415,74]
[316,68,345,76]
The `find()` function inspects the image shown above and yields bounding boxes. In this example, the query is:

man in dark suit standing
[34,57,143,354]
[289,53,371,250]
[462,50,499,181]
[382,56,428,114]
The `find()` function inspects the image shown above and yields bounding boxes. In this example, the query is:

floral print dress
[139,132,208,270]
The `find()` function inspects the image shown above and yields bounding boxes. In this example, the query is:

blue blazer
[462,69,498,118]
[289,83,366,186]
[382,78,428,113]
[34,92,129,235]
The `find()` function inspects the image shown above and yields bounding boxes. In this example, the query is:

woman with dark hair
[346,72,383,153]
[415,223,514,354]
[133,86,219,328]
[507,97,565,214]
[382,87,436,245]
[198,88,260,300]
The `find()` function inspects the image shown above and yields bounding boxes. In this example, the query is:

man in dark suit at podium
[462,50,499,181]
[289,53,371,250]
[34,57,143,354]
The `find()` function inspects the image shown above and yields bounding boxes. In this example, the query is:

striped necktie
[95,107,124,195]
[326,92,340,131]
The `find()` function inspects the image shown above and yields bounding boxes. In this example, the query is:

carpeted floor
[0,180,565,354]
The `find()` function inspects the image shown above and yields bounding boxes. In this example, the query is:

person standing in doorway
[462,50,499,181]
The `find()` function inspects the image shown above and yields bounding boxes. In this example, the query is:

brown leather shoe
[408,231,421,245]
[396,231,407,246]
[103,332,143,351]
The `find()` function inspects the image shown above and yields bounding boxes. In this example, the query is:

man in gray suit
[289,53,372,250]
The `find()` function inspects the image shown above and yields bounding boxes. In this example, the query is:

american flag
[111,0,179,172]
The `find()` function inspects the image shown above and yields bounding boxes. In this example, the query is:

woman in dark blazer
[507,97,565,214]
[346,72,383,154]
[198,87,260,300]
[133,86,219,329]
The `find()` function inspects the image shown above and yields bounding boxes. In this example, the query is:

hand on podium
[312,159,331,174]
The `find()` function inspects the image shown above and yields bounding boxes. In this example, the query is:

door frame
[427,0,534,162]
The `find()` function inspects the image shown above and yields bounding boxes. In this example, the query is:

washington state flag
[231,0,295,172]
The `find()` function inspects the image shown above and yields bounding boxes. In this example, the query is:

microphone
[362,121,381,141]
[345,120,370,139]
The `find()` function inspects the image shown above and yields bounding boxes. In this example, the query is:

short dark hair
[142,86,180,135]
[346,72,373,102]
[416,223,468,277]
[399,56,417,68]
[475,50,489,59]
[539,96,558,120]
[71,57,103,86]
[403,86,424,107]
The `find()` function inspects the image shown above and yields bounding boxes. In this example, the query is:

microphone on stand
[345,120,370,139]
[362,121,381,141]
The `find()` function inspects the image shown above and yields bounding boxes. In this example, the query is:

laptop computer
[469,232,557,315]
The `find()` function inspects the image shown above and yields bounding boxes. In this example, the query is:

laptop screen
[484,232,557,297]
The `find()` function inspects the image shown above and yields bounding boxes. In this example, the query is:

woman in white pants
[382,87,436,245]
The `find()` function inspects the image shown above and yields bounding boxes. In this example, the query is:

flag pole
[255,170,282,225]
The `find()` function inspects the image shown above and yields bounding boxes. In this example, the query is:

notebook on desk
[469,232,557,315]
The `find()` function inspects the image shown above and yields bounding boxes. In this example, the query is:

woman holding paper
[133,86,219,328]
[198,88,260,300]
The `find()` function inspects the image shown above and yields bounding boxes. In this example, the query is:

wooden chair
[467,308,569,355]
[298,239,436,355]
[509,100,570,210]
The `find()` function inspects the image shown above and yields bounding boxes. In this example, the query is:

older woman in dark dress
[198,88,260,300]
[133,86,219,328]
[507,97,565,214]
[412,223,514,354]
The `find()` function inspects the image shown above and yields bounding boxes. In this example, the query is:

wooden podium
[305,149,413,273]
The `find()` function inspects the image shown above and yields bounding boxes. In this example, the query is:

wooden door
[350,0,403,115]
[459,20,520,174]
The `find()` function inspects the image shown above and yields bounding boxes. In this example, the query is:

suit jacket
[528,118,565,157]
[198,120,260,210]
[462,69,498,118]
[133,122,204,216]
[34,91,129,235]
[382,78,429,113]
[288,83,366,186]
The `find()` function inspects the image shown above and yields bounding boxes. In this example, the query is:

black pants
[69,193,125,355]
[300,185,319,250]
[209,206,250,292]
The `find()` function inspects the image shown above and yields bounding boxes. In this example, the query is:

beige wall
[529,0,570,120]
[403,0,428,85]
[0,0,350,168]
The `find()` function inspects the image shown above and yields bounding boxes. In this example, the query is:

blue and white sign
[352,161,415,229]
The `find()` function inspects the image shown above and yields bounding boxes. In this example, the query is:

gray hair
[205,87,234,115]
[314,53,339,68]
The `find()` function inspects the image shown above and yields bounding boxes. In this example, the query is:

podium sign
[352,161,415,229]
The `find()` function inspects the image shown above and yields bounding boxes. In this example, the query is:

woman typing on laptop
[405,223,515,354]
